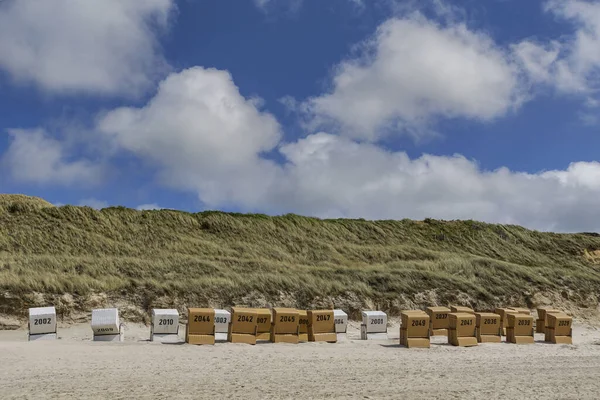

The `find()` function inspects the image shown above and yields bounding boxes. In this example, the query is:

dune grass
[1,194,600,320]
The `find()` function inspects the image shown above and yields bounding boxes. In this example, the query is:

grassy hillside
[1,194,600,324]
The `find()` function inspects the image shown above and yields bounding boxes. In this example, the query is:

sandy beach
[1,319,600,399]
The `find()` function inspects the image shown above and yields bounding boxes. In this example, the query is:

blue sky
[0,0,599,232]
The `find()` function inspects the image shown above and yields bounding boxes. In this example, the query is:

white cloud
[78,198,109,210]
[94,66,600,232]
[97,67,283,209]
[136,203,163,211]
[545,0,600,92]
[515,0,600,96]
[273,133,600,232]
[0,0,175,97]
[1,128,103,186]
[300,13,525,141]
[512,40,562,84]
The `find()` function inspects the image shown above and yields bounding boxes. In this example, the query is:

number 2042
[238,315,254,323]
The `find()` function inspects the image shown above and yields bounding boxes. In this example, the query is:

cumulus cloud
[545,0,600,92]
[274,133,600,232]
[0,0,175,96]
[515,0,600,97]
[300,13,525,141]
[93,66,600,232]
[97,67,283,209]
[1,129,103,186]
[136,203,163,211]
[512,40,562,85]
[78,198,109,210]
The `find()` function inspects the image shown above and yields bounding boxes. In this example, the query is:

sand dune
[1,320,600,399]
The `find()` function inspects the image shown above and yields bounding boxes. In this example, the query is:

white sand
[1,320,600,399]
